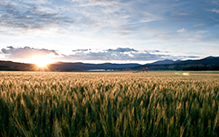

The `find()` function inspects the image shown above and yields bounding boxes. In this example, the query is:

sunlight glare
[31,56,53,67]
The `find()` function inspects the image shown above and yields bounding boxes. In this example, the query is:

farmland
[0,71,219,136]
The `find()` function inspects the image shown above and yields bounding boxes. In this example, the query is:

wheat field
[0,71,219,137]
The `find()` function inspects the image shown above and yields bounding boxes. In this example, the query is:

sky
[0,0,219,64]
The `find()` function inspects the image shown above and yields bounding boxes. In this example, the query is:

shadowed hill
[132,56,219,71]
[0,61,36,71]
[1,56,219,71]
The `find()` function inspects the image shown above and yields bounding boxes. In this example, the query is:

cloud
[197,30,207,33]
[18,0,51,5]
[0,0,218,59]
[1,46,59,59]
[67,47,197,61]
[0,1,73,30]
[177,28,186,33]
[148,50,162,53]
[75,0,120,7]
[106,47,138,52]
[72,49,90,52]
[1,0,217,38]
[0,46,199,62]
[211,9,219,13]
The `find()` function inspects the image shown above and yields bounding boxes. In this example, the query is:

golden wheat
[0,71,219,137]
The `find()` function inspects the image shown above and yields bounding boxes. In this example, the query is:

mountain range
[134,56,219,71]
[0,56,219,71]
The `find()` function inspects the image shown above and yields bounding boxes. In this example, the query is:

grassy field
[0,71,219,137]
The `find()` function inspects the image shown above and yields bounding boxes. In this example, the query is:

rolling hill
[0,56,219,71]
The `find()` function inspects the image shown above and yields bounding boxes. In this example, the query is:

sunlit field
[0,71,219,137]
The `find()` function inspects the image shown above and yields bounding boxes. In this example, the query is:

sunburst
[30,56,53,68]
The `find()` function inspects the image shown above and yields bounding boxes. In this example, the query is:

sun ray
[29,56,53,69]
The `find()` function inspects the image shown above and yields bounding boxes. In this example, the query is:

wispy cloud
[1,0,218,37]
[18,0,51,5]
[0,1,73,30]
[106,48,138,53]
[72,49,90,52]
[0,0,218,60]
[211,9,219,13]
[177,28,186,33]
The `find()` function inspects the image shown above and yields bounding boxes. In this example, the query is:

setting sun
[30,56,53,68]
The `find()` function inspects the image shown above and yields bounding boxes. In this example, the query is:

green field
[0,71,219,137]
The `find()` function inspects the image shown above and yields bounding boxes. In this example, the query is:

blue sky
[0,0,219,64]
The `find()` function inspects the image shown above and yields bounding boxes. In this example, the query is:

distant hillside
[1,56,219,71]
[174,56,219,65]
[0,61,36,71]
[49,62,140,71]
[173,56,219,70]
[149,59,181,65]
[0,60,140,71]
[132,56,219,71]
